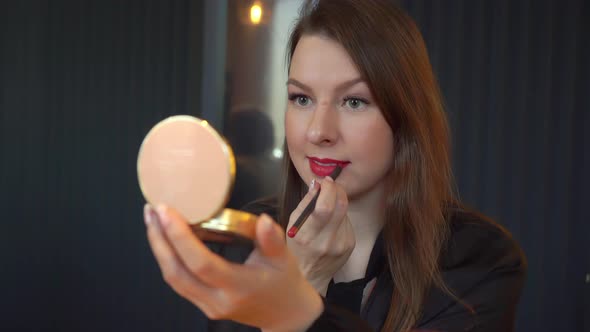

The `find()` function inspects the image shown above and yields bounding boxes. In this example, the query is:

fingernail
[145,204,162,229]
[150,208,161,229]
[156,205,169,227]
[325,176,334,182]
[143,204,152,226]
[261,214,284,242]
[308,179,316,192]
[287,226,298,238]
[260,214,273,233]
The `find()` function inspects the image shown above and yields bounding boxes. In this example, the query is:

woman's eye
[344,97,368,110]
[288,94,311,107]
[296,96,310,106]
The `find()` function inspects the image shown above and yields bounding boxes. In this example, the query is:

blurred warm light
[250,3,262,25]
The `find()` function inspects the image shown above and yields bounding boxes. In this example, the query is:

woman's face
[285,34,394,201]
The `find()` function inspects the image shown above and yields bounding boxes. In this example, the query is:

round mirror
[137,115,257,246]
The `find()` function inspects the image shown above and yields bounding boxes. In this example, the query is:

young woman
[143,1,526,331]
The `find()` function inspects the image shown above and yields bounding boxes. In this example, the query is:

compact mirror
[137,115,258,247]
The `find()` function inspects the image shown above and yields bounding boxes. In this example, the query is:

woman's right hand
[286,176,356,296]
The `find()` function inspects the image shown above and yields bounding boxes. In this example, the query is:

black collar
[326,230,386,313]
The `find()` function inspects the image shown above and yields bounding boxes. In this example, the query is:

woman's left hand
[144,204,324,332]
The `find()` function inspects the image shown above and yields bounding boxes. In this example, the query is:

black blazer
[205,198,526,332]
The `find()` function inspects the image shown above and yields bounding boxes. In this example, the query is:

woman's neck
[333,184,386,283]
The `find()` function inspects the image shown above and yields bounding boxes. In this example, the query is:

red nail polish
[287,226,298,238]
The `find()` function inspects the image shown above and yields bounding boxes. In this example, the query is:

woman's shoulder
[442,205,527,273]
[417,205,527,330]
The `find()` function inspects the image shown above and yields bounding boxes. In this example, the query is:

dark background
[1,0,588,331]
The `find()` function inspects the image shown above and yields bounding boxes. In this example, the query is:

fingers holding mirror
[144,204,322,330]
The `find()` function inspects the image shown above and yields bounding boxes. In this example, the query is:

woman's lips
[308,157,350,177]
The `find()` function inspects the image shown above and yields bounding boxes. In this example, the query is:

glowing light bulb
[250,3,262,25]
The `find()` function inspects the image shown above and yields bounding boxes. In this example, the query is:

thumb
[256,214,287,260]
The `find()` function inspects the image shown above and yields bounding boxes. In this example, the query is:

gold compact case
[137,115,258,246]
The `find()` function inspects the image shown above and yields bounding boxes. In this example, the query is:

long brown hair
[278,1,456,331]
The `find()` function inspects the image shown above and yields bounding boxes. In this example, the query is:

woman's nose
[305,102,339,146]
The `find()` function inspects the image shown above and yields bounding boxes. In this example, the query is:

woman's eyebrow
[286,78,311,92]
[286,77,365,92]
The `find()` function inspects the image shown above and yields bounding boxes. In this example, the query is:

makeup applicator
[287,165,343,238]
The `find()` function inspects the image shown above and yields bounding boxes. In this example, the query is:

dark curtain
[0,1,207,331]
[398,0,590,331]
[1,0,588,331]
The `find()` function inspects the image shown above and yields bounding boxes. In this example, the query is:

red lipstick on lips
[308,157,350,177]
